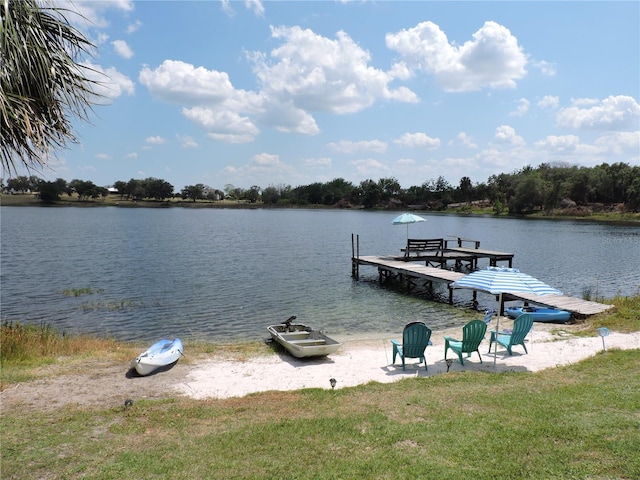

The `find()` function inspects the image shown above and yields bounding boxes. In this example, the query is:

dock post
[351,234,360,280]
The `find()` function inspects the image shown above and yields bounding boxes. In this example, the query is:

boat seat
[289,339,327,346]
[280,331,311,340]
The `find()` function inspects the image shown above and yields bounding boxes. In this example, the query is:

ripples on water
[1,207,638,342]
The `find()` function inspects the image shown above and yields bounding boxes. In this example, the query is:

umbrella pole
[494,292,502,367]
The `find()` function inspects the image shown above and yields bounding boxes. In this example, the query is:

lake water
[1,207,638,342]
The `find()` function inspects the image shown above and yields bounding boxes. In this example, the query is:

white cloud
[221,0,264,17]
[184,106,259,143]
[535,135,580,153]
[112,40,133,59]
[252,153,280,166]
[556,95,640,131]
[327,140,387,154]
[146,136,166,145]
[127,20,142,34]
[256,99,319,135]
[351,158,389,177]
[250,25,418,115]
[140,60,259,106]
[96,153,111,160]
[494,125,525,146]
[386,20,528,92]
[510,98,530,117]
[531,60,557,76]
[63,0,134,31]
[82,61,135,101]
[206,132,256,144]
[457,132,478,149]
[394,132,440,149]
[395,158,416,167]
[303,157,332,168]
[246,0,265,17]
[140,60,263,140]
[139,25,421,142]
[538,95,559,109]
[593,131,640,156]
[177,135,198,149]
[125,152,138,159]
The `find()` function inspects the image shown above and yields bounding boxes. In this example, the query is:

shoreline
[3,194,638,224]
[3,321,638,412]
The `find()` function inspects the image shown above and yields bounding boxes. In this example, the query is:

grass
[0,321,134,387]
[1,297,639,479]
[569,295,640,338]
[1,350,638,479]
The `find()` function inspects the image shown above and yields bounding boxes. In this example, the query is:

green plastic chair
[488,313,534,355]
[444,320,487,366]
[391,322,432,371]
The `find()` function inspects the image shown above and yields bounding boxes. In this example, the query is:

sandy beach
[177,325,640,399]
[2,321,639,412]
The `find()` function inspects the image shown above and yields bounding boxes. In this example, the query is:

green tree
[36,180,61,203]
[262,185,281,204]
[457,176,473,203]
[626,171,640,212]
[126,179,145,200]
[378,177,401,203]
[324,178,354,205]
[113,180,127,199]
[510,173,545,214]
[181,184,205,202]
[69,179,102,201]
[1,0,99,173]
[244,185,261,203]
[53,178,71,196]
[143,177,173,200]
[6,175,30,192]
[359,179,381,208]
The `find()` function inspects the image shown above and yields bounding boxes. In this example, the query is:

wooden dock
[355,255,466,301]
[503,293,613,316]
[351,235,613,318]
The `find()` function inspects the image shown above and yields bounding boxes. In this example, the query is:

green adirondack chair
[488,313,534,355]
[391,321,432,371]
[444,319,487,366]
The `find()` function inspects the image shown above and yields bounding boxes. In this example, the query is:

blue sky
[27,1,640,191]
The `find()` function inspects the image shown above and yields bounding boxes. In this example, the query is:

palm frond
[0,0,102,175]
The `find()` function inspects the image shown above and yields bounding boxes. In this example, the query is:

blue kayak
[505,307,571,323]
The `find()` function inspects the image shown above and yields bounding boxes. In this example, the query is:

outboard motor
[283,315,296,331]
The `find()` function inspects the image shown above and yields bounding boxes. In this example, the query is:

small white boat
[505,306,571,323]
[130,338,183,376]
[267,316,341,359]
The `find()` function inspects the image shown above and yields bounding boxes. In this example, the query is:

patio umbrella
[450,266,562,366]
[391,212,426,240]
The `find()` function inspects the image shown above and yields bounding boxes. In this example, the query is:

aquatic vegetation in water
[80,299,142,312]
[62,287,103,297]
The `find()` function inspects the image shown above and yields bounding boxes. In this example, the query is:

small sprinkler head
[446,359,454,372]
[124,399,133,408]
[329,378,337,390]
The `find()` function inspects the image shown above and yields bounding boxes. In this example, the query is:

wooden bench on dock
[401,238,445,267]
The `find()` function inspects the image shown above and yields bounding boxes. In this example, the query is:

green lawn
[0,349,638,479]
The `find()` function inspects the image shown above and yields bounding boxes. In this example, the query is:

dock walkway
[352,253,613,318]
[504,292,612,316]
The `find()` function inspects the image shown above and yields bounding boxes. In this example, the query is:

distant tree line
[255,162,640,213]
[2,162,639,213]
